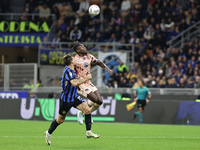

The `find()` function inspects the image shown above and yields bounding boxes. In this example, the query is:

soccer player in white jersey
[72,41,112,124]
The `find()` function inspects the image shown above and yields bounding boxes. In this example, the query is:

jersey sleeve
[135,88,138,95]
[89,54,98,63]
[65,70,76,81]
[146,88,151,95]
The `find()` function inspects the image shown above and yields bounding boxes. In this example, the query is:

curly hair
[72,41,81,52]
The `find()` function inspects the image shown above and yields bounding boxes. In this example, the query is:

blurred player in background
[72,41,112,124]
[133,78,151,123]
[44,54,99,146]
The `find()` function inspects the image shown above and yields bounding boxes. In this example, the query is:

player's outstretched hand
[86,74,92,80]
[105,67,113,73]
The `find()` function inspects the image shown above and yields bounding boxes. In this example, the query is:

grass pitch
[0,120,199,150]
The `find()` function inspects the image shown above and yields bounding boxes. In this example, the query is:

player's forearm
[96,60,107,68]
[72,78,88,87]
[148,95,151,99]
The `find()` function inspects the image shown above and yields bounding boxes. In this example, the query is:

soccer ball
[88,5,100,16]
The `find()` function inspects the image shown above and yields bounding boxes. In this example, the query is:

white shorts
[77,81,98,97]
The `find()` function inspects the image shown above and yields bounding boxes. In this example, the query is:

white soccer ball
[89,5,100,16]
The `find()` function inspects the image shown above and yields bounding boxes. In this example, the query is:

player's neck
[140,86,144,88]
[77,53,85,57]
[68,64,74,70]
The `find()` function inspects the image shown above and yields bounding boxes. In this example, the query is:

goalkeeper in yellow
[133,79,151,123]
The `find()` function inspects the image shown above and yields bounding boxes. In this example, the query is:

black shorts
[137,100,146,110]
[59,96,84,116]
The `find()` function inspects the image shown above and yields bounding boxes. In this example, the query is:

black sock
[85,114,91,131]
[48,120,60,134]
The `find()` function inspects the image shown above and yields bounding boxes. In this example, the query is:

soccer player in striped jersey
[44,54,99,146]
[133,79,151,123]
[72,41,112,124]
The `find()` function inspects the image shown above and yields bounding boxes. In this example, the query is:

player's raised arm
[96,60,113,73]
[70,74,92,87]
[88,53,113,73]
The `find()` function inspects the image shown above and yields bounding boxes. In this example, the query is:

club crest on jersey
[84,62,89,68]
[69,72,73,77]
[86,56,90,60]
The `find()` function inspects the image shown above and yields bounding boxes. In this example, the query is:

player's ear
[72,57,77,65]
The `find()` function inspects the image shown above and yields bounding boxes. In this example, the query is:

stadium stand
[4,0,200,89]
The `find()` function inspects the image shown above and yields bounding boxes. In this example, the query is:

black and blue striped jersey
[60,66,78,102]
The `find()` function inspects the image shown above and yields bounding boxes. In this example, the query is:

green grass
[0,120,200,150]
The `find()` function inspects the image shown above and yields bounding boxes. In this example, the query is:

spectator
[178,49,186,58]
[72,0,80,12]
[191,9,200,25]
[69,26,82,41]
[129,34,139,44]
[177,78,186,88]
[82,27,90,42]
[158,68,164,79]
[194,76,200,88]
[144,25,155,40]
[59,20,67,33]
[39,4,51,20]
[167,78,177,88]
[183,56,188,67]
[117,61,128,73]
[145,75,153,88]
[20,11,28,21]
[190,56,197,68]
[151,56,158,67]
[179,18,188,32]
[32,7,39,15]
[29,92,37,99]
[93,32,104,42]
[121,0,131,12]
[152,66,157,76]
[133,62,139,74]
[158,79,165,88]
[176,70,182,84]
[126,70,136,82]
[154,23,162,38]
[126,78,137,87]
[166,25,178,42]
[115,26,122,41]
[171,61,178,77]
[178,62,186,75]
[107,71,115,88]
[77,0,89,13]
[48,92,56,98]
[185,78,194,88]
[108,33,117,43]
[51,34,60,48]
[113,80,118,88]
[127,17,136,31]
[186,63,194,77]
[157,57,165,68]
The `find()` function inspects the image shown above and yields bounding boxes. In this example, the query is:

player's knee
[84,108,91,115]
[57,119,64,124]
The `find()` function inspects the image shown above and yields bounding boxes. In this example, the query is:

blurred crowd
[107,39,200,88]
[20,0,200,49]
[1,0,200,89]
